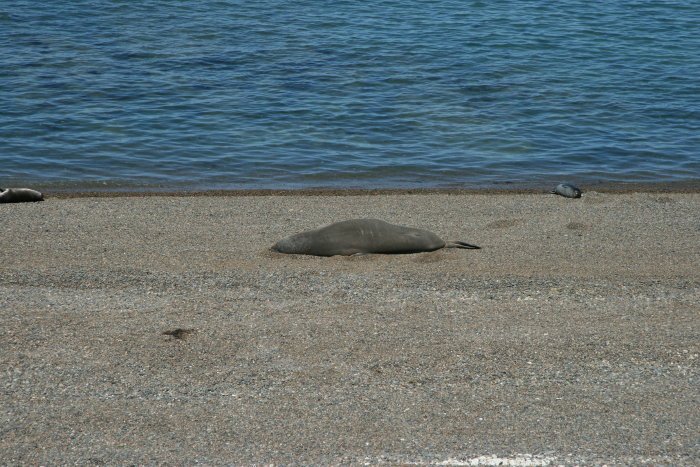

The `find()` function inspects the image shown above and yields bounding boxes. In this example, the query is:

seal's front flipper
[445,241,480,249]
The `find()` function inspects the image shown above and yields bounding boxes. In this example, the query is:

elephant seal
[550,183,582,198]
[271,218,480,256]
[0,188,44,203]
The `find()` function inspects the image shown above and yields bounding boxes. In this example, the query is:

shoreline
[43,179,700,198]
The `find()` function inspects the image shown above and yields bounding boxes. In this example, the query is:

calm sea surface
[2,0,699,191]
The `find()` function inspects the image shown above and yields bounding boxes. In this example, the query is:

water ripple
[1,0,699,190]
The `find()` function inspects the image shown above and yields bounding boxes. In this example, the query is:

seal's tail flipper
[445,241,480,249]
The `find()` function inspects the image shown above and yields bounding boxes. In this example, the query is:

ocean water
[2,0,699,191]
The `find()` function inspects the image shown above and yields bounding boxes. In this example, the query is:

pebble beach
[1,191,698,465]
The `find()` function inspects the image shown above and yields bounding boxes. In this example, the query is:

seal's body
[0,188,44,203]
[272,218,480,256]
[550,183,582,198]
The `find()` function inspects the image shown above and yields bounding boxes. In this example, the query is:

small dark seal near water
[0,187,44,203]
[550,183,582,198]
[271,218,480,256]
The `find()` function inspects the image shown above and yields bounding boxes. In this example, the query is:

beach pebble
[550,183,582,198]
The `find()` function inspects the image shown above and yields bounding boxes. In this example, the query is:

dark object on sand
[272,218,480,256]
[550,183,582,198]
[162,328,196,340]
[0,187,44,203]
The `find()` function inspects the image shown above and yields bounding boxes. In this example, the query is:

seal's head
[271,232,312,255]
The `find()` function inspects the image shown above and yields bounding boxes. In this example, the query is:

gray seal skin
[0,188,44,203]
[271,218,480,256]
[551,183,582,198]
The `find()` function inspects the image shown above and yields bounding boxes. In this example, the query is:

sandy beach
[1,191,698,465]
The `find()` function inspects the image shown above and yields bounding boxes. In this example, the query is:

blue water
[2,0,699,191]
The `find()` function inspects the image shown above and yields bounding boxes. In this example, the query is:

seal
[550,183,582,198]
[0,188,44,203]
[271,218,480,256]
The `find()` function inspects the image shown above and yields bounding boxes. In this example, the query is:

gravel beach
[1,192,698,465]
